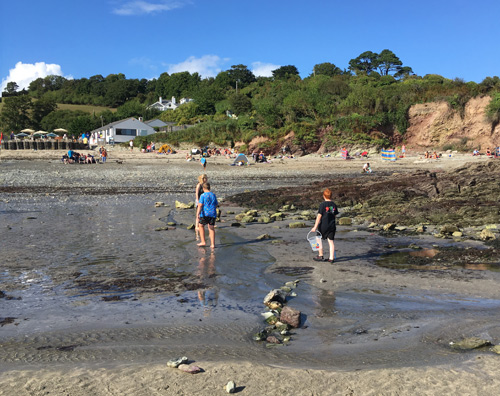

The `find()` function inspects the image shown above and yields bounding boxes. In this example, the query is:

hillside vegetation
[1,49,500,152]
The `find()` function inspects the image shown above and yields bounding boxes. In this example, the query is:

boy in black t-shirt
[311,188,339,263]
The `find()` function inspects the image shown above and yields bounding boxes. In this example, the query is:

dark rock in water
[254,330,268,341]
[280,306,301,328]
[451,337,492,350]
[266,335,281,344]
[0,317,16,327]
[102,295,121,301]
[56,344,80,352]
[231,222,242,227]
[0,291,5,298]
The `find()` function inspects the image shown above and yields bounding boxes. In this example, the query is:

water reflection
[196,249,219,316]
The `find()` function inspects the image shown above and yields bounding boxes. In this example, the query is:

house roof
[90,117,154,134]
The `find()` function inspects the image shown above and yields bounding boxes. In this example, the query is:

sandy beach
[1,147,500,395]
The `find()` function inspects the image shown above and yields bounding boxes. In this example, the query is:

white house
[148,96,194,111]
[90,117,156,144]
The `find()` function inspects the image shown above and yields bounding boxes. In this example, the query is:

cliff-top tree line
[2,49,500,151]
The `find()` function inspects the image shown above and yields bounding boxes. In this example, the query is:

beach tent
[381,149,397,161]
[158,144,173,153]
[232,153,249,165]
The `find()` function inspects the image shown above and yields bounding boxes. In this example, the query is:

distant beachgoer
[151,141,155,151]
[195,174,208,240]
[101,148,107,163]
[402,144,406,158]
[486,147,491,156]
[362,162,372,173]
[196,182,218,248]
[200,156,207,170]
[129,140,134,151]
[310,188,339,263]
[473,149,480,156]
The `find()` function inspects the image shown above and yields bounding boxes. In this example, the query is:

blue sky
[1,0,499,93]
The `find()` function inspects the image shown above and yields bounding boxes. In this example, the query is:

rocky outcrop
[405,96,500,149]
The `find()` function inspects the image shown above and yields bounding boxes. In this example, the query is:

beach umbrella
[21,128,35,133]
[54,128,68,133]
[15,132,29,137]
[47,132,58,137]
[33,130,48,135]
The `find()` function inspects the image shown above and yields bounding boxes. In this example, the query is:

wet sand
[1,149,500,395]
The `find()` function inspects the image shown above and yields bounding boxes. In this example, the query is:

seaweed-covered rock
[480,229,496,241]
[289,221,306,228]
[175,201,194,209]
[451,337,491,350]
[338,217,352,225]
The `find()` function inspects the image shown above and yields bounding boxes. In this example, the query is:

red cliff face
[404,96,500,150]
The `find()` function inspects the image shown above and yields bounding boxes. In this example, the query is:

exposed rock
[266,335,281,344]
[289,221,306,228]
[480,229,496,241]
[440,224,459,234]
[257,234,271,240]
[241,215,255,223]
[451,337,492,350]
[491,345,500,354]
[257,216,272,223]
[368,222,378,228]
[452,231,463,237]
[167,356,188,368]
[231,222,242,227]
[225,381,236,394]
[177,364,202,374]
[154,202,165,207]
[280,306,301,328]
[267,301,282,310]
[383,223,396,231]
[187,224,195,230]
[175,201,194,209]
[263,289,287,305]
[338,217,352,226]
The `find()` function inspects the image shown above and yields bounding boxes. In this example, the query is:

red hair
[323,188,333,199]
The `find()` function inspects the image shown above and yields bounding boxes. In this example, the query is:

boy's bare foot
[210,245,215,249]
[197,242,206,247]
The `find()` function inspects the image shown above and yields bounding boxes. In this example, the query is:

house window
[116,128,136,136]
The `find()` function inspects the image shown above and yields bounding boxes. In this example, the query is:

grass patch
[56,103,117,113]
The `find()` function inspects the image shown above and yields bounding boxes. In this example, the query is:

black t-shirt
[318,200,339,234]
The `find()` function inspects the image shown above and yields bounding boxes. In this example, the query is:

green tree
[32,97,57,129]
[227,64,256,90]
[312,62,343,77]
[272,65,300,80]
[3,81,19,96]
[228,93,252,115]
[376,49,403,76]
[0,95,33,132]
[348,51,379,75]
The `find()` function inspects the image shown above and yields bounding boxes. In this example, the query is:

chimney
[139,117,143,122]
[159,96,162,104]
[172,96,176,104]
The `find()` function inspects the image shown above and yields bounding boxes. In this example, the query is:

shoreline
[1,152,500,395]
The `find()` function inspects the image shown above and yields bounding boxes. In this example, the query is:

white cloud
[166,55,228,78]
[251,62,281,77]
[112,0,185,16]
[1,61,70,94]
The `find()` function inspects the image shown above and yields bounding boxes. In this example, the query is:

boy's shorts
[199,216,216,226]
[322,229,336,240]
